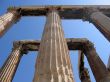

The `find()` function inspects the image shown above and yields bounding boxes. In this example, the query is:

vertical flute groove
[0,10,20,37]
[0,44,23,82]
[33,9,74,82]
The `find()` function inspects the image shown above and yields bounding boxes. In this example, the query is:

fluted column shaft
[0,43,23,82]
[33,10,75,82]
[0,10,20,37]
[84,43,110,82]
[84,8,110,42]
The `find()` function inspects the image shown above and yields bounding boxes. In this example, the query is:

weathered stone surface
[0,42,24,82]
[1,5,110,82]
[1,38,110,82]
[78,51,91,82]
[83,42,110,82]
[80,68,91,82]
[0,9,20,37]
[84,8,110,42]
[33,10,75,82]
[16,38,90,51]
[9,5,110,19]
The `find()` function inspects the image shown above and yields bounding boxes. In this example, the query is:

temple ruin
[0,5,110,82]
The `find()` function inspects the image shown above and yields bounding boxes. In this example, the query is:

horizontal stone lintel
[8,5,110,19]
[13,38,93,51]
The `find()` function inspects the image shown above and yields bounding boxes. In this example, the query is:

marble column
[33,9,75,82]
[0,9,20,37]
[83,8,110,42]
[84,42,110,82]
[78,51,91,82]
[0,42,24,82]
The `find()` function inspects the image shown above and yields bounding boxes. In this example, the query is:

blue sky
[0,0,110,82]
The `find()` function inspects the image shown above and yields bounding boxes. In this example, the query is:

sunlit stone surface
[0,43,23,82]
[33,10,75,82]
[0,11,20,37]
